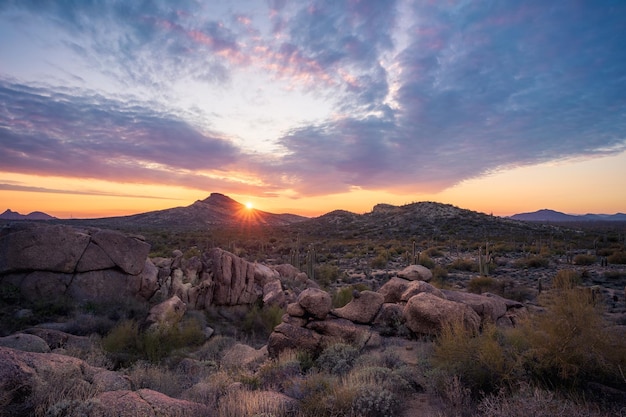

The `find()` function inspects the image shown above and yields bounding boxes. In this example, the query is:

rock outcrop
[0,223,306,312]
[0,223,151,304]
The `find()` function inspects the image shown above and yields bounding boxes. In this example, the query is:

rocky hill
[71,193,308,228]
[0,209,56,221]
[293,201,556,241]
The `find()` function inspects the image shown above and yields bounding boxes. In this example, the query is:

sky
[1,0,625,219]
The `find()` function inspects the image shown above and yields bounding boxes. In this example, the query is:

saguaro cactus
[306,246,316,280]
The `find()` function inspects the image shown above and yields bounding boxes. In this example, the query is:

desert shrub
[552,269,582,290]
[467,276,504,295]
[475,384,611,417]
[352,385,398,417]
[604,270,626,280]
[297,372,344,417]
[127,361,190,398]
[316,263,342,286]
[418,253,436,269]
[315,343,359,376]
[242,303,285,339]
[448,258,477,272]
[425,247,444,257]
[193,335,237,361]
[31,367,98,417]
[218,388,293,417]
[370,254,388,269]
[432,321,517,396]
[182,370,233,408]
[102,316,205,365]
[608,251,626,264]
[332,287,353,308]
[510,288,626,389]
[257,350,302,391]
[573,253,596,266]
[513,256,549,269]
[430,265,450,289]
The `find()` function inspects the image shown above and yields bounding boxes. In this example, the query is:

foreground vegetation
[2,218,626,415]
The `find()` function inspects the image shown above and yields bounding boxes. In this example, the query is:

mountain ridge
[510,208,626,222]
[0,209,56,221]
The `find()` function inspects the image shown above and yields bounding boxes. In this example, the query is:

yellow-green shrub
[552,269,581,290]
[511,288,626,388]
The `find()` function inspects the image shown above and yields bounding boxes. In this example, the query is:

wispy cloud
[0,0,625,200]
[0,183,182,200]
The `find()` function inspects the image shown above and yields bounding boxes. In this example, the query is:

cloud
[0,183,182,200]
[0,81,247,188]
[1,1,625,201]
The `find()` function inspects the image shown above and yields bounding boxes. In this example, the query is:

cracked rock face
[0,223,151,304]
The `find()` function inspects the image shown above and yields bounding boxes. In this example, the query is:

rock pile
[268,274,526,358]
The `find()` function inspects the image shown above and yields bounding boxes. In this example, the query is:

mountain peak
[200,193,241,207]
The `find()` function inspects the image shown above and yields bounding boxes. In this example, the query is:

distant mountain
[0,209,56,221]
[71,193,308,228]
[510,209,626,222]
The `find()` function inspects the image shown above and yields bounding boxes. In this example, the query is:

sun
[245,201,253,210]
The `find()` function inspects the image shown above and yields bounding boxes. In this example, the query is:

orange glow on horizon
[1,151,625,220]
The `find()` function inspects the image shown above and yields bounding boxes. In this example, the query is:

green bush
[315,343,359,375]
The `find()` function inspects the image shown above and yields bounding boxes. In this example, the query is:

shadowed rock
[403,292,481,336]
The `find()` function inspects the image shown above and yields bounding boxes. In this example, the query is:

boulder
[297,287,332,320]
[75,241,116,272]
[0,333,50,353]
[0,223,90,274]
[268,322,322,357]
[307,318,373,348]
[331,290,384,324]
[254,263,280,287]
[90,229,150,275]
[21,328,92,351]
[209,248,260,305]
[0,346,147,416]
[442,290,508,323]
[403,292,481,336]
[397,264,433,282]
[263,279,285,307]
[92,389,209,416]
[19,271,73,302]
[400,280,446,302]
[274,264,301,280]
[373,303,406,333]
[377,277,411,303]
[286,301,306,317]
[67,269,141,302]
[221,343,268,369]
[145,295,186,329]
[137,259,160,301]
